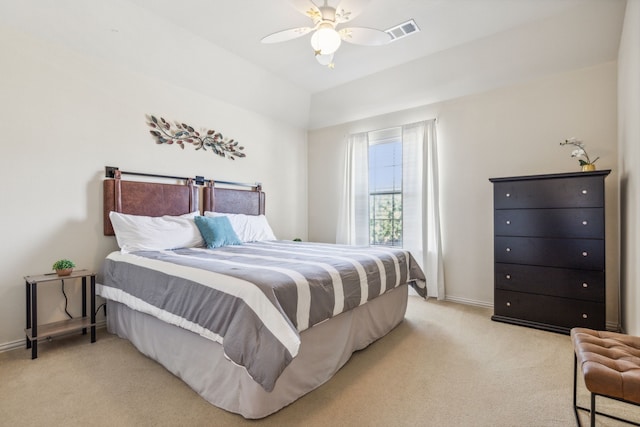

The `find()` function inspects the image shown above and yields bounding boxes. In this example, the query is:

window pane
[369,177,402,246]
[369,141,402,193]
[368,136,402,248]
[393,193,403,220]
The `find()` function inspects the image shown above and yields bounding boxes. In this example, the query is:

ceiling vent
[385,19,420,42]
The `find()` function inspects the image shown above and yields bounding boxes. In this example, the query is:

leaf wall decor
[147,115,246,160]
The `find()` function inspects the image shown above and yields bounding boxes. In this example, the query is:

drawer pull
[506,220,511,225]
[581,189,588,195]
[505,274,511,280]
[582,282,588,288]
[582,313,588,319]
[582,220,588,226]
[506,248,511,252]
[506,193,511,198]
[506,302,511,307]
[582,251,588,257]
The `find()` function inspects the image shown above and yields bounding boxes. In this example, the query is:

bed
[98,168,426,419]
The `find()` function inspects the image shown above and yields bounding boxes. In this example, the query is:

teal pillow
[194,216,242,249]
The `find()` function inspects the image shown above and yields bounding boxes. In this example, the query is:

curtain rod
[104,166,261,190]
[343,118,437,139]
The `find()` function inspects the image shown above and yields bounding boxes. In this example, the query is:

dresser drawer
[493,176,604,209]
[495,263,604,302]
[494,208,604,238]
[494,236,604,270]
[494,290,605,330]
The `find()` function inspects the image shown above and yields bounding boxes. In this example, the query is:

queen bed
[98,168,426,419]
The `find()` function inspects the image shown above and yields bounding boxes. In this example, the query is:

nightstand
[24,269,96,359]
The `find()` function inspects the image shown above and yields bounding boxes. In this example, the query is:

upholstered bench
[571,328,640,426]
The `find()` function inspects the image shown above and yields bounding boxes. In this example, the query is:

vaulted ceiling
[1,0,627,128]
[126,0,626,93]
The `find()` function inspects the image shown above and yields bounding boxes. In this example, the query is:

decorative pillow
[109,211,204,253]
[203,212,276,242]
[194,216,243,249]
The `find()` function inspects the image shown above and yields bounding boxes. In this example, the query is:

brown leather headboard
[203,182,265,216]
[103,172,198,235]
[103,169,266,235]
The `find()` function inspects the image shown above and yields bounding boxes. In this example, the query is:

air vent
[385,19,420,42]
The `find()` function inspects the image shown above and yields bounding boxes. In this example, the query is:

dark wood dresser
[489,170,610,334]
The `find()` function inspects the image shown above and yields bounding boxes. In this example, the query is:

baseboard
[0,338,26,353]
[606,320,621,332]
[0,320,107,354]
[444,295,493,309]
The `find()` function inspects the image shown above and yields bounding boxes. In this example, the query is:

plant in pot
[52,259,76,276]
[560,137,599,171]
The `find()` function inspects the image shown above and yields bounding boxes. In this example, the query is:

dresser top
[489,169,611,183]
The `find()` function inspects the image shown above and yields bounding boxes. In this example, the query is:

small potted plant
[52,259,76,276]
[560,137,599,171]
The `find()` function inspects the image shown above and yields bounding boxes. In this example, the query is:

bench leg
[573,355,600,427]
[574,354,582,427]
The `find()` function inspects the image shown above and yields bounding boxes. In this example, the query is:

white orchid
[560,138,599,166]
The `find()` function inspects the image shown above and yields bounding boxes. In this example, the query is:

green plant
[560,137,600,166]
[52,259,76,271]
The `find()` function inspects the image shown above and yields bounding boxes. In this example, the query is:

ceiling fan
[261,0,391,68]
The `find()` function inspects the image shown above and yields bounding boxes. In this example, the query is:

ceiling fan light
[310,27,342,55]
[315,52,334,66]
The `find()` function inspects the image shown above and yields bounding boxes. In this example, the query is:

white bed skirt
[106,283,409,419]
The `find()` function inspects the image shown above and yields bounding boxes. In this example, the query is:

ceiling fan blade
[261,27,314,44]
[339,27,391,46]
[289,0,321,21]
[335,0,370,23]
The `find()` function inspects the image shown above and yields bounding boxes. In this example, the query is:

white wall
[0,25,308,349]
[309,62,619,326]
[618,0,640,334]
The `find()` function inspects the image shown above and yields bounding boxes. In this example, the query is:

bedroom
[0,0,638,424]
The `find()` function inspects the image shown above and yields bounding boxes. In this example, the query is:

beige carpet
[0,296,636,426]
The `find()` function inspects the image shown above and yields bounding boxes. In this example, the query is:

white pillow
[109,211,204,253]
[204,212,276,242]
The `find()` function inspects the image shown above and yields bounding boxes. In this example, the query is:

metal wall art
[147,115,246,160]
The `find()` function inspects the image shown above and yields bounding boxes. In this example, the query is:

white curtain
[402,120,444,299]
[336,132,369,245]
[337,121,444,299]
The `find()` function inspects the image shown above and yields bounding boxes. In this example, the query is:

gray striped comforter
[98,241,426,391]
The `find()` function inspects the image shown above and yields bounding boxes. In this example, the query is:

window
[368,128,402,247]
[339,120,443,298]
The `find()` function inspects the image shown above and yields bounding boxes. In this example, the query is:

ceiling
[0,0,627,128]
[124,0,625,94]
